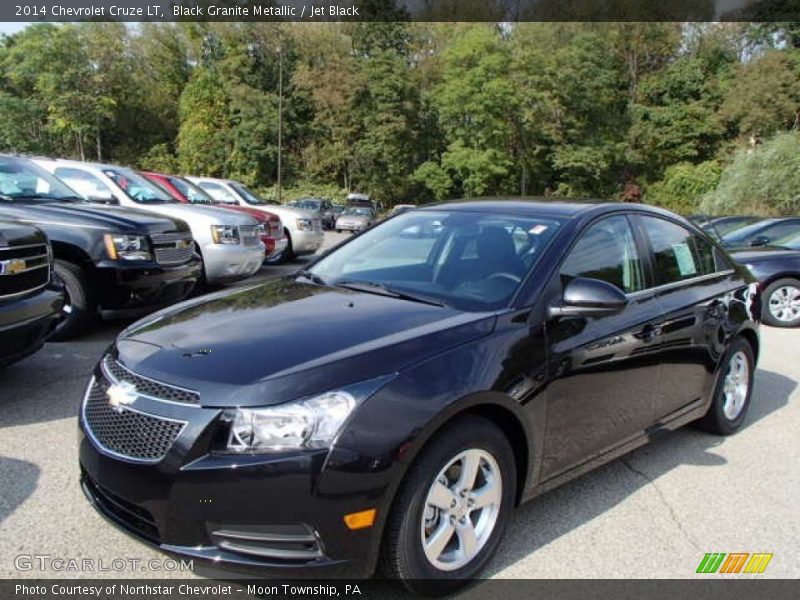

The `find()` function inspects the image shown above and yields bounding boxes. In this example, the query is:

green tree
[701,132,800,216]
[646,161,722,214]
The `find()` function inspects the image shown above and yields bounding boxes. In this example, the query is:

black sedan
[78,201,759,595]
[731,232,800,327]
[720,217,800,248]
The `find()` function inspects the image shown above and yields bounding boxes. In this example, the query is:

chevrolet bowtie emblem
[0,258,27,276]
[106,382,138,413]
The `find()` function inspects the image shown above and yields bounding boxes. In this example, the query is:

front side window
[560,215,644,294]
[0,158,80,202]
[640,216,716,285]
[104,169,175,204]
[169,177,213,204]
[311,210,563,311]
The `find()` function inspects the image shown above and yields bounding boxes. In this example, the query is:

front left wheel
[380,415,516,596]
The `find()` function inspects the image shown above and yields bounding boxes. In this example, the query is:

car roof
[418,198,678,219]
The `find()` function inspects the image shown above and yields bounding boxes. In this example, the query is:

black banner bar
[2,0,800,23]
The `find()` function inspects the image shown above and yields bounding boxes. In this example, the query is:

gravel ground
[0,231,797,580]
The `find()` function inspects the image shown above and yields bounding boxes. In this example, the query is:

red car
[142,171,287,260]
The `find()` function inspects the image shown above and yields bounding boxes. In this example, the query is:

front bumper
[290,229,325,256]
[0,287,63,366]
[336,222,368,233]
[202,243,265,284]
[77,363,382,579]
[94,258,202,312]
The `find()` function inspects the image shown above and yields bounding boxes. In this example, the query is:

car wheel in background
[380,415,516,596]
[696,337,755,435]
[762,278,800,327]
[49,260,97,341]
[265,232,293,265]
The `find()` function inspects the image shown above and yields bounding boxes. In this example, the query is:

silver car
[34,159,265,285]
[336,207,376,233]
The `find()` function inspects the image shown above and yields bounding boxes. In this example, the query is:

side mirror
[549,277,628,319]
[750,236,770,247]
[88,194,116,204]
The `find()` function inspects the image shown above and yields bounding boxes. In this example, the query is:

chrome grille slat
[0,244,50,298]
[148,231,194,266]
[102,355,200,405]
[82,377,186,463]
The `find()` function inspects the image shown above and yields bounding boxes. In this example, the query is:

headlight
[296,218,313,231]
[221,375,394,454]
[211,225,240,244]
[103,234,150,260]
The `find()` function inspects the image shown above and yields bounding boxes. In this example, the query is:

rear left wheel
[696,337,755,435]
[380,415,515,596]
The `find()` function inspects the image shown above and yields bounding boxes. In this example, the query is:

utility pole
[276,45,283,204]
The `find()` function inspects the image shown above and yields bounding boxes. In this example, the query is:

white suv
[34,159,265,285]
[187,176,324,263]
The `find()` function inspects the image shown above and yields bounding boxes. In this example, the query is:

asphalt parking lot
[0,230,798,581]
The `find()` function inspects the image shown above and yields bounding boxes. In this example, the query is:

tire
[49,260,97,341]
[336,229,342,234]
[696,337,755,435]
[379,415,516,596]
[265,232,293,265]
[761,278,800,327]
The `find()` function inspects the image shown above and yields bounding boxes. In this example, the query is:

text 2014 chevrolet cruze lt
[78,201,759,595]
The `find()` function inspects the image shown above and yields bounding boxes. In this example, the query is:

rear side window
[640,216,716,285]
[198,181,237,203]
[54,167,115,201]
[560,215,645,294]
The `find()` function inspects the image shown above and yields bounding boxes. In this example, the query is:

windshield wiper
[293,269,327,286]
[335,279,447,307]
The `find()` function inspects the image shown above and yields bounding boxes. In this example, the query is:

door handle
[640,324,662,342]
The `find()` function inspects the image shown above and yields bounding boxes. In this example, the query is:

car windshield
[0,157,82,202]
[105,168,176,204]
[232,183,277,206]
[343,207,373,216]
[309,209,563,311]
[292,199,322,210]
[169,176,214,204]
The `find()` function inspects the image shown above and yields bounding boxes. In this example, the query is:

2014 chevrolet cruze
[79,201,759,595]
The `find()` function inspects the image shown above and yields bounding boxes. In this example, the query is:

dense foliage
[1,22,798,213]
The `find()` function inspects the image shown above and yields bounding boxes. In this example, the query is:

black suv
[0,219,63,367]
[0,156,202,339]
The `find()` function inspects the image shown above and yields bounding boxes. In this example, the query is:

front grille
[312,220,322,232]
[239,225,261,246]
[103,355,200,405]
[149,232,194,266]
[0,244,49,298]
[82,472,160,542]
[83,376,186,462]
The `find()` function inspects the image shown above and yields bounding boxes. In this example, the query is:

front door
[541,215,663,480]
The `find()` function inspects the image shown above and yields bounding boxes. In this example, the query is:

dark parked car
[0,156,202,340]
[731,234,800,327]
[0,219,63,367]
[720,217,800,248]
[78,201,759,595]
[288,197,336,230]
[689,215,762,240]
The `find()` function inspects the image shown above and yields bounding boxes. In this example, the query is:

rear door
[634,215,736,420]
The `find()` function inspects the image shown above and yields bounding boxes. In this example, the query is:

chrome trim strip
[101,356,201,408]
[627,269,735,300]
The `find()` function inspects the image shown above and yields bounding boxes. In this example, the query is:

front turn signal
[344,508,377,530]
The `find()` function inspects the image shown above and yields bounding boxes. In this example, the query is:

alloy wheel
[420,449,502,571]
[722,350,750,420]
[768,285,800,323]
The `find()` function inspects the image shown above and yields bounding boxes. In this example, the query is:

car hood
[0,202,188,234]
[114,279,496,407]
[134,203,258,226]
[730,247,800,263]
